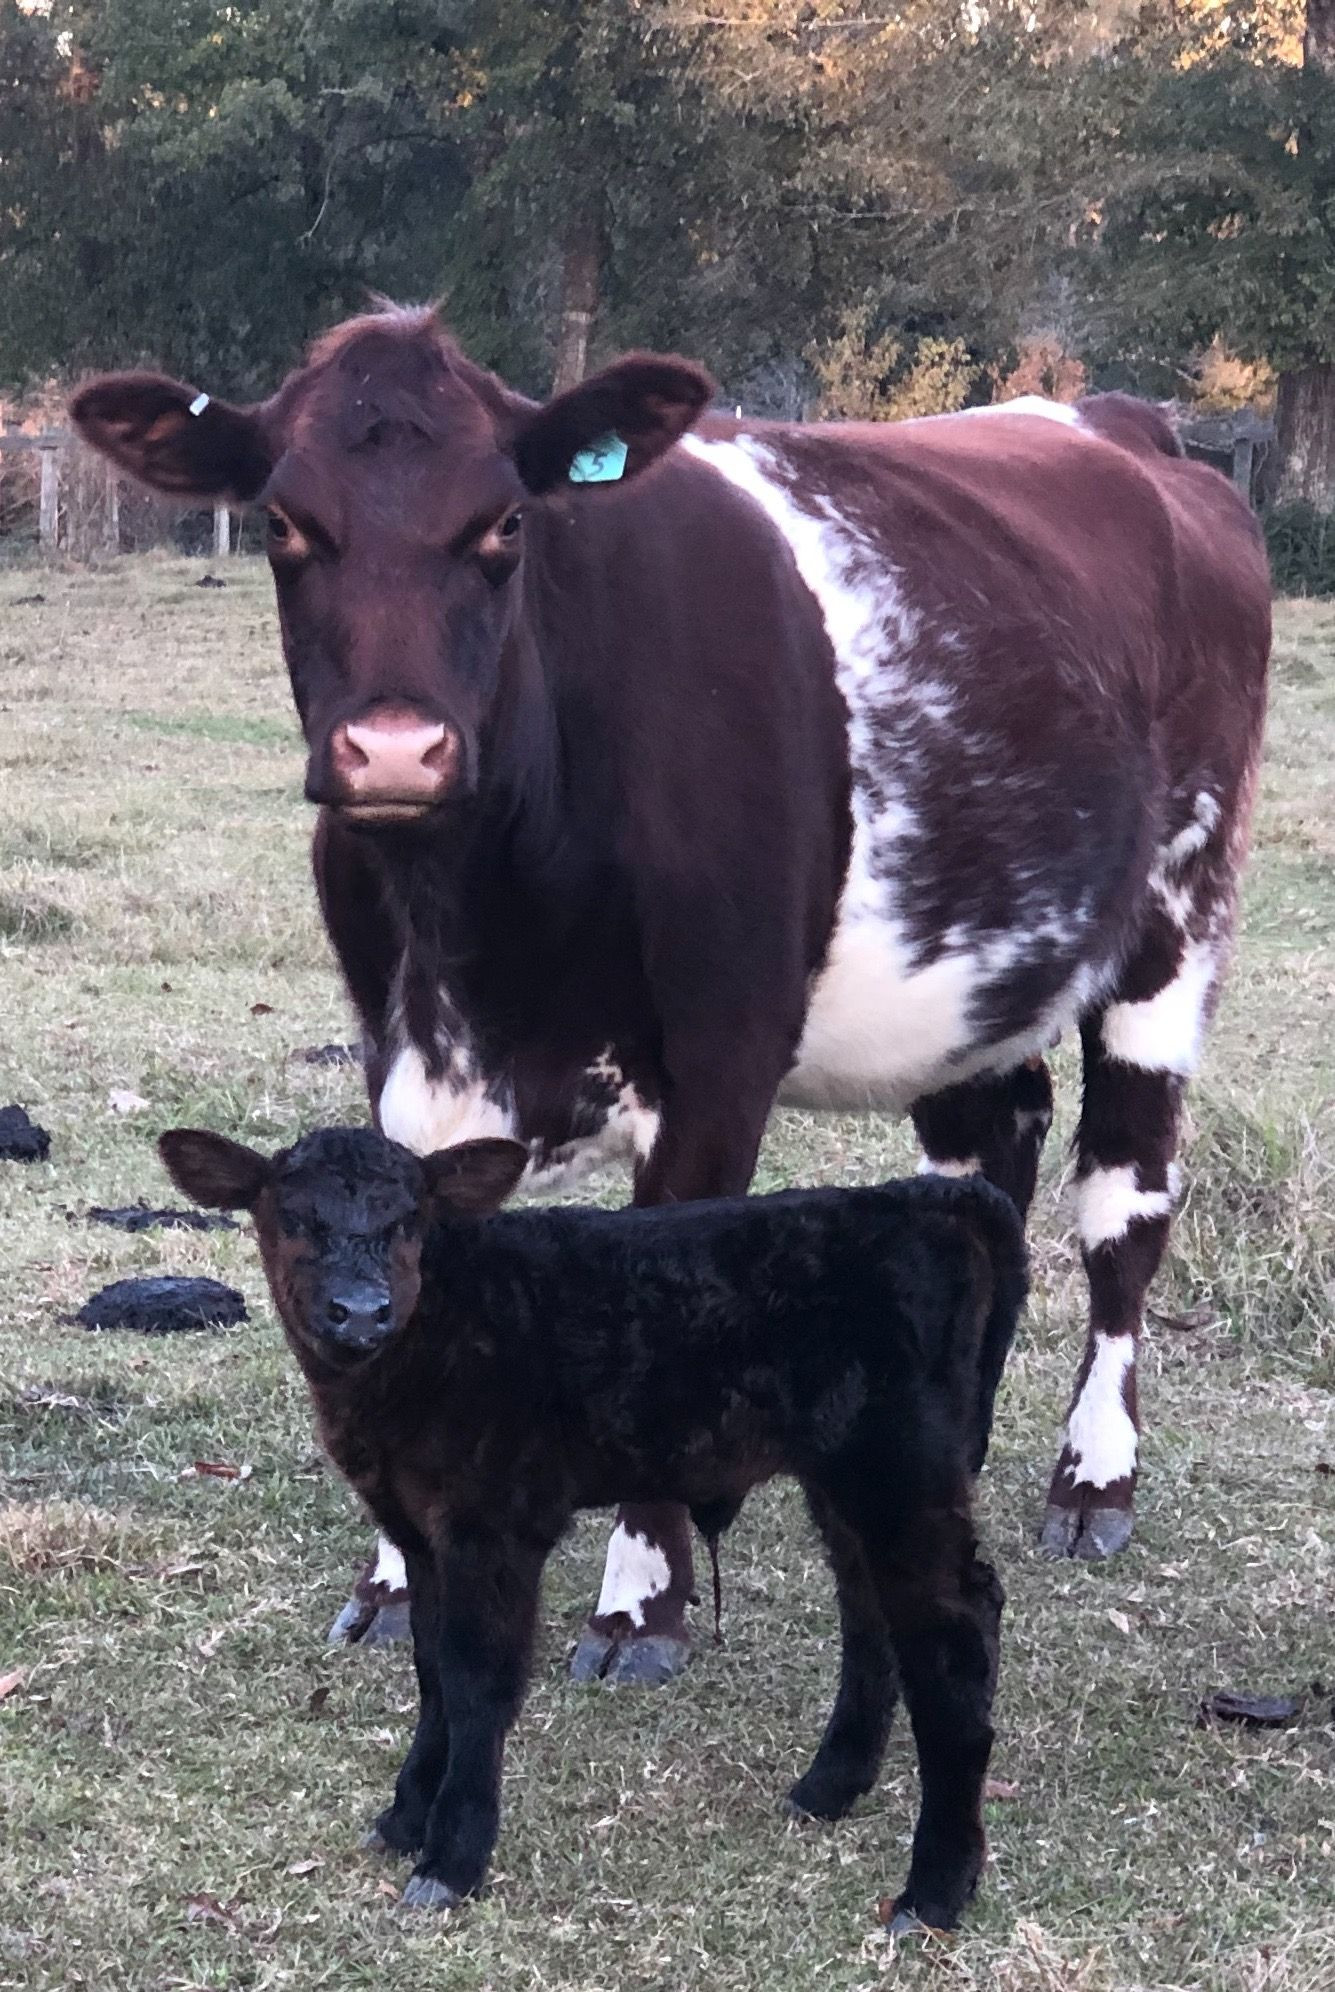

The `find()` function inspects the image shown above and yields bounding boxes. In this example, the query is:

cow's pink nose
[330,713,457,805]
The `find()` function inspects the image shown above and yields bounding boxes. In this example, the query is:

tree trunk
[1271,0,1335,506]
[1274,364,1335,507]
[551,218,600,394]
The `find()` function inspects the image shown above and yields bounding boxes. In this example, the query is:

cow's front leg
[571,1070,774,1687]
[1040,993,1195,1561]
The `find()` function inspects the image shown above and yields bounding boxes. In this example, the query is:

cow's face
[72,310,712,826]
[158,1124,528,1362]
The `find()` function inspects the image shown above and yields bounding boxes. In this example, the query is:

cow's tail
[905,1174,1030,1474]
[1075,390,1183,461]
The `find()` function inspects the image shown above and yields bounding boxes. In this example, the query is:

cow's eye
[499,509,523,541]
[267,510,292,545]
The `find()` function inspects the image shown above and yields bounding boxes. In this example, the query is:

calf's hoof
[1038,1498,1134,1562]
[362,1809,421,1857]
[785,1769,864,1823]
[570,1628,690,1686]
[327,1592,411,1646]
[401,1872,463,1912]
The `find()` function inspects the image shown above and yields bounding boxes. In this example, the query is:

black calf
[160,1125,1027,1932]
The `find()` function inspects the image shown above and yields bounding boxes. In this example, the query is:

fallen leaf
[160,981,173,992]
[287,1859,322,1877]
[306,1685,331,1717]
[183,1892,241,1929]
[1197,1690,1303,1729]
[376,1880,400,1900]
[150,1559,208,1581]
[184,1459,252,1482]
[984,1777,1021,1801]
[1107,1608,1132,1635]
[107,1089,149,1115]
[0,1669,28,1701]
[1148,1302,1219,1333]
[1316,1462,1333,1477]
[250,1002,274,1016]
[196,1628,227,1659]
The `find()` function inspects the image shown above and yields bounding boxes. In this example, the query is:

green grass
[1,558,1334,1991]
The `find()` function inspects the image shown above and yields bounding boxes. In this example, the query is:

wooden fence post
[105,462,120,551]
[38,446,60,548]
[213,502,230,558]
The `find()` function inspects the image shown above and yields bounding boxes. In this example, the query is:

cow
[71,304,1270,1684]
[158,1120,1028,1929]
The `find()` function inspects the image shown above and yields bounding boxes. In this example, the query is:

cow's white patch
[1076,1164,1177,1251]
[593,1522,672,1629]
[685,432,1097,1108]
[379,1040,518,1156]
[528,1067,661,1191]
[917,1153,981,1178]
[1065,1332,1138,1489]
[1101,938,1216,1075]
[369,1534,408,1596]
[1162,789,1220,871]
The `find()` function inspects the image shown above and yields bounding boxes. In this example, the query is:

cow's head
[72,308,713,824]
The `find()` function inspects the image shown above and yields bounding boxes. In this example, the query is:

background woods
[1,1,1333,537]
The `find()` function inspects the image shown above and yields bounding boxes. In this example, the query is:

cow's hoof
[569,1627,615,1683]
[328,1593,411,1646]
[1038,1499,1134,1562]
[603,1633,691,1687]
[401,1872,462,1912]
[887,1907,929,1940]
[785,1773,859,1824]
[362,1809,420,1857]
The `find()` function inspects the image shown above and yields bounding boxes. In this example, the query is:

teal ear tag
[568,432,629,484]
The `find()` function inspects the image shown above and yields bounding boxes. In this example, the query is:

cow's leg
[572,1074,773,1687]
[328,1535,412,1647]
[911,1057,1053,1219]
[787,1487,899,1822]
[1040,937,1212,1559]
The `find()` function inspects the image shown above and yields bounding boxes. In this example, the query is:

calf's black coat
[160,1124,1027,1932]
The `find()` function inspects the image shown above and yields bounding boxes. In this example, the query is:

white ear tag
[188,393,211,418]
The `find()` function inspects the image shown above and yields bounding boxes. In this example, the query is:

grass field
[1,557,1334,1992]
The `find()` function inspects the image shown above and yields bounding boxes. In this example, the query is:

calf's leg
[364,1551,448,1857]
[835,1497,1001,1933]
[787,1487,899,1822]
[404,1529,547,1910]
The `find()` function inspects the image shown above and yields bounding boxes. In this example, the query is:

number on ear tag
[568,433,629,484]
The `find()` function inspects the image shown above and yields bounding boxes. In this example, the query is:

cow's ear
[159,1129,273,1210]
[512,354,714,496]
[422,1138,529,1217]
[70,374,273,502]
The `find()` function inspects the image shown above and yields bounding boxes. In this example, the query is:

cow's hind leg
[787,1486,899,1822]
[912,1058,1054,1219]
[1040,930,1216,1560]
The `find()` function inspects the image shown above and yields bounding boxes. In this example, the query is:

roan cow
[72,307,1270,1682]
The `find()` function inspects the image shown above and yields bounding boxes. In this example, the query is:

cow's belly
[781,900,1099,1112]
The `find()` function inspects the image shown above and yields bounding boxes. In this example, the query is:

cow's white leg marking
[593,1522,672,1630]
[1075,1163,1180,1251]
[1064,1333,1137,1491]
[1101,938,1216,1074]
[916,1153,981,1178]
[369,1535,408,1596]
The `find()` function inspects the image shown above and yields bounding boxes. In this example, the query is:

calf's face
[159,1126,527,1360]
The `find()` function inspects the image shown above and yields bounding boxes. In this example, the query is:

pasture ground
[1,558,1334,1992]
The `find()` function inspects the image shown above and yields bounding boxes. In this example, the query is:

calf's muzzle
[325,708,459,817]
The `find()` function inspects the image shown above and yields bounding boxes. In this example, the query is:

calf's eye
[267,511,291,545]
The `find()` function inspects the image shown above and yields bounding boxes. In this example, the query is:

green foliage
[1264,500,1335,594]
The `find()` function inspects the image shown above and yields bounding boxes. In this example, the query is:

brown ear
[512,353,714,496]
[70,373,273,502]
[159,1129,273,1210]
[422,1138,529,1217]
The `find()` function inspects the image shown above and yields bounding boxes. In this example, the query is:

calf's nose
[323,1281,395,1346]
[330,711,457,805]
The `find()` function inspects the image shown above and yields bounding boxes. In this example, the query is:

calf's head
[159,1125,527,1359]
[72,308,713,824]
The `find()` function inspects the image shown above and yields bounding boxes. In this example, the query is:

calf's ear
[423,1138,529,1217]
[512,354,715,496]
[159,1129,273,1210]
[70,374,273,503]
